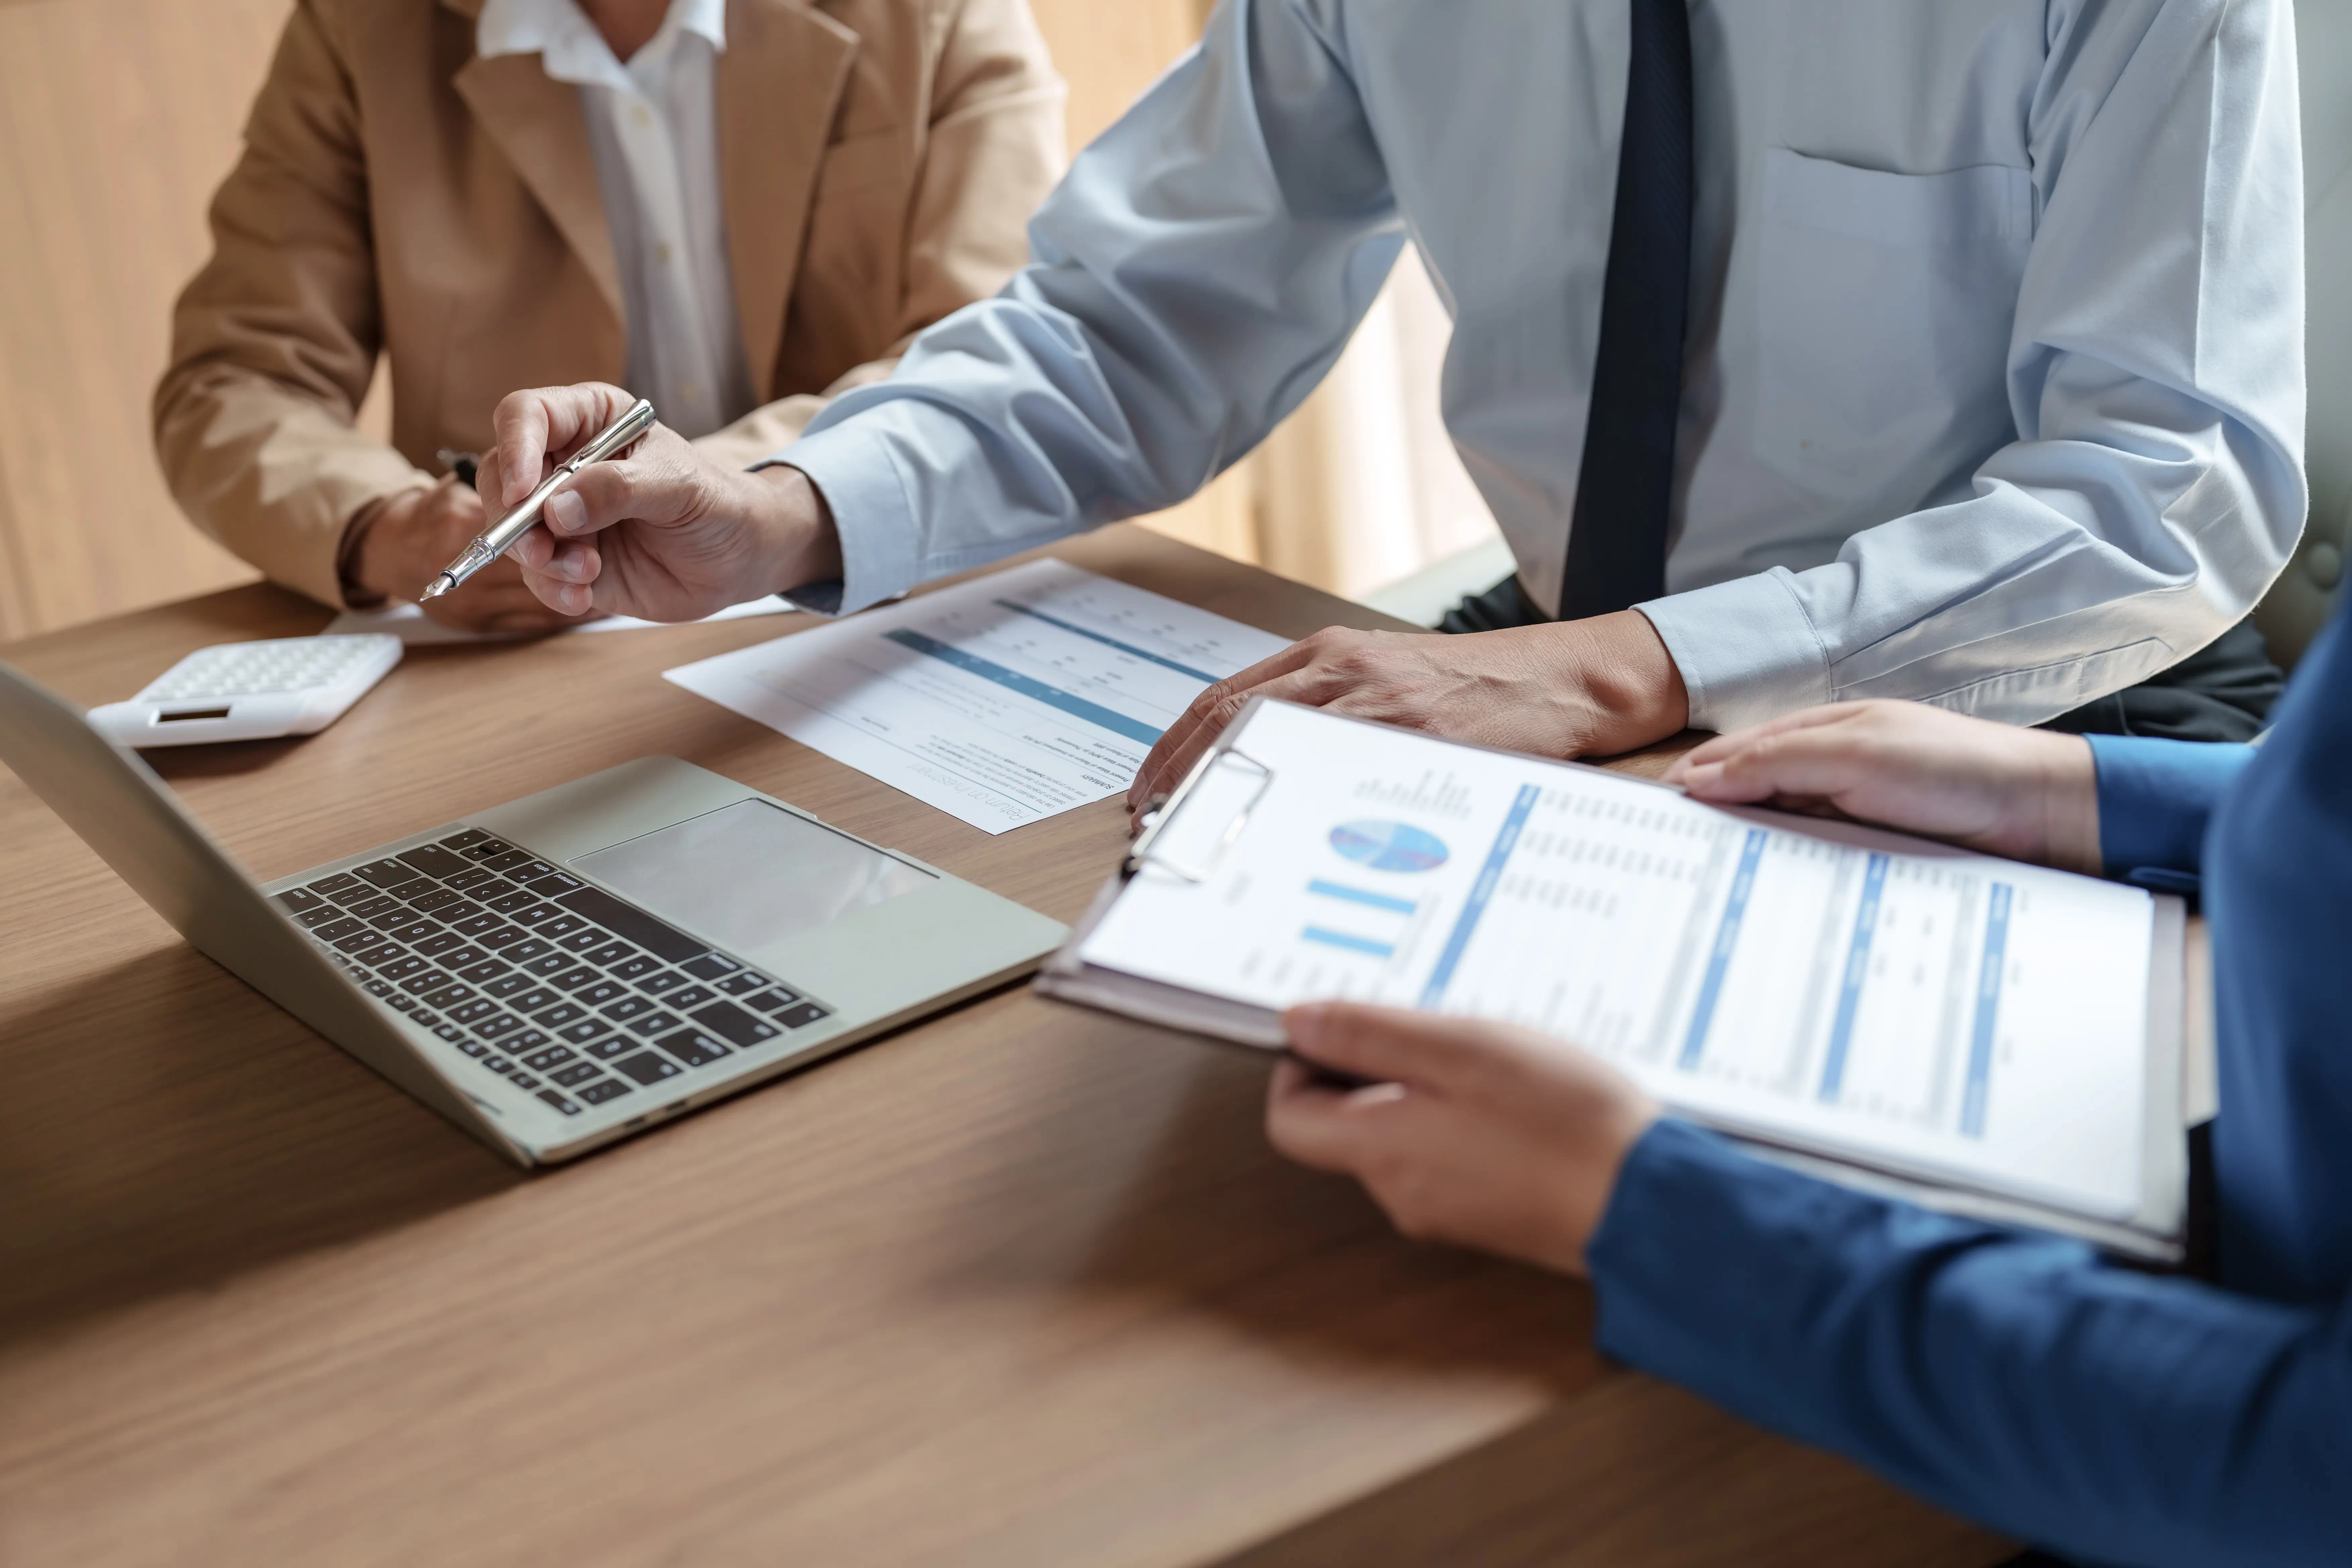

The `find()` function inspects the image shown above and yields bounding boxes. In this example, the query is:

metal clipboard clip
[1124,736,1275,884]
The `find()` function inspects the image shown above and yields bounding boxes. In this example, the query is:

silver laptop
[0,657,1066,1167]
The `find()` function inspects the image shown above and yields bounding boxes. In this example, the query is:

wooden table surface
[0,527,2007,1567]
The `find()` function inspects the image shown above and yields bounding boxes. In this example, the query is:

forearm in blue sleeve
[1587,1120,2352,1567]
[2086,735,2254,881]
[784,0,1405,612]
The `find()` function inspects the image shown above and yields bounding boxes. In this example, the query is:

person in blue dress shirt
[1264,607,2352,1565]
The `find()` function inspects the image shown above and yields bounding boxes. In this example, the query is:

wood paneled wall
[0,0,1247,642]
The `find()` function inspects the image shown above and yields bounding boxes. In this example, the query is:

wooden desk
[0,528,2005,1567]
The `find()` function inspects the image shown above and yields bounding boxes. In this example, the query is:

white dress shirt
[784,0,2306,731]
[479,0,753,439]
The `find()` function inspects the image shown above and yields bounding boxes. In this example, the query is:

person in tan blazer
[155,0,1063,631]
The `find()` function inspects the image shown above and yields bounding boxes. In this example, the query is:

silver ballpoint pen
[419,398,658,600]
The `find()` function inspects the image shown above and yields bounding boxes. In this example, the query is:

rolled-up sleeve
[1643,0,2306,732]
[783,0,1405,614]
[1589,1119,2352,1567]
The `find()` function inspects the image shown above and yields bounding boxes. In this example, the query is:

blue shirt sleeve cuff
[2086,736,2254,882]
[756,424,924,617]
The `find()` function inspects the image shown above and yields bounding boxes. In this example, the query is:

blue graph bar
[1816,853,1890,1103]
[1418,784,1540,1008]
[992,599,1220,683]
[882,628,1164,745]
[1302,927,1395,958]
[1677,828,1769,1071]
[1959,883,2013,1138]
[1307,879,1417,915]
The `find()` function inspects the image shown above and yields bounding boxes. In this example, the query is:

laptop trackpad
[571,798,936,954]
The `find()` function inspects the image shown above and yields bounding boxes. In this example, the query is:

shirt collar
[478,0,726,89]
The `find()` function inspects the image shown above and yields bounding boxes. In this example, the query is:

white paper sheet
[324,596,800,646]
[662,559,1291,833]
[1077,701,2158,1221]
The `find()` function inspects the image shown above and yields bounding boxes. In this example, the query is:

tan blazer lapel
[448,4,625,321]
[719,0,859,400]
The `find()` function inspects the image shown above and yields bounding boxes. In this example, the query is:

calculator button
[655,1029,732,1069]
[773,1002,831,1030]
[577,1078,632,1105]
[688,1002,779,1048]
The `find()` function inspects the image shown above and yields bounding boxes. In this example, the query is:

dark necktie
[1438,0,1694,635]
[1558,0,1695,621]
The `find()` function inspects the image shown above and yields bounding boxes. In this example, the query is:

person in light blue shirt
[1261,605,2352,1566]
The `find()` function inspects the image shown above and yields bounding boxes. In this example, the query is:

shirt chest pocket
[1751,148,2033,504]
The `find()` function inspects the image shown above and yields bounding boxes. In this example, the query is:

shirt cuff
[2086,736,2254,884]
[757,423,922,617]
[1637,568,1832,733]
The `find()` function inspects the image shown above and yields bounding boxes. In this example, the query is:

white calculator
[87,634,404,748]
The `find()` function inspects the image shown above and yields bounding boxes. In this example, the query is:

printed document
[1062,701,2164,1225]
[663,560,1290,833]
[327,596,799,645]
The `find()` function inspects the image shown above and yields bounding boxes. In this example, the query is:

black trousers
[1437,577,2286,742]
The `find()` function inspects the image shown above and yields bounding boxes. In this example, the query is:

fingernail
[545,490,583,534]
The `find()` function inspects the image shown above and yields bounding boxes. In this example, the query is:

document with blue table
[1038,699,2189,1259]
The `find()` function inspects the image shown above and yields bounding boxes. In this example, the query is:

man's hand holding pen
[487,383,843,623]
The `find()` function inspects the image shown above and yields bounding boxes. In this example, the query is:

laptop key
[482,847,538,874]
[571,979,626,1008]
[387,919,442,945]
[332,929,389,954]
[422,982,476,1008]
[742,989,801,1013]
[524,953,574,979]
[536,915,592,942]
[527,872,585,897]
[444,865,495,891]
[350,941,404,967]
[557,1018,615,1047]
[506,902,562,926]
[275,887,327,916]
[506,987,560,1014]
[584,940,636,968]
[307,872,364,896]
[438,829,492,850]
[396,843,473,881]
[362,978,394,998]
[610,955,660,982]
[583,1033,635,1061]
[411,1008,442,1027]
[347,892,404,919]
[503,1028,553,1052]
[555,927,606,953]
[384,993,417,1013]
[486,890,540,915]
[459,838,513,862]
[555,886,708,965]
[380,956,429,982]
[534,1002,589,1029]
[610,1050,683,1086]
[714,972,766,997]
[666,984,718,1011]
[636,970,687,996]
[432,1023,467,1044]
[508,1072,542,1091]
[413,930,468,957]
[655,1028,732,1069]
[550,1061,601,1088]
[407,886,464,914]
[689,1001,780,1048]
[577,1077,632,1105]
[774,1002,832,1029]
[452,1036,489,1058]
[481,1056,513,1075]
[295,905,344,929]
[600,995,655,1022]
[478,972,529,999]
[536,1089,582,1116]
[354,857,425,890]
[368,909,422,931]
[459,957,514,983]
[627,1010,683,1038]
[312,916,364,942]
[680,953,741,982]
[438,945,492,969]
[474,1013,525,1040]
[551,965,601,991]
[502,937,555,964]
[434,900,487,924]
[474,924,532,949]
[451,913,506,937]
[521,1044,576,1072]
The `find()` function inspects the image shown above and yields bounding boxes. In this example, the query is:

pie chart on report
[1328,820,1449,874]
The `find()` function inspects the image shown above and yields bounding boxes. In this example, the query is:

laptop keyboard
[272,828,832,1119]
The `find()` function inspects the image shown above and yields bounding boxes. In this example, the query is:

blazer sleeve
[151,0,432,609]
[1588,1119,2352,1568]
[2086,735,2256,882]
[696,0,1067,472]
